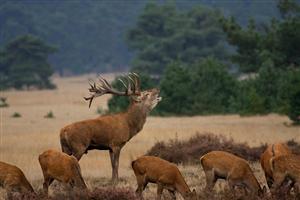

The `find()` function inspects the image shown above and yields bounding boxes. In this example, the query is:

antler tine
[129,72,141,94]
[84,74,140,108]
[118,76,132,95]
[127,74,136,94]
[133,72,141,92]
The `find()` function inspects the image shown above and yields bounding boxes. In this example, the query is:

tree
[288,90,300,125]
[127,2,227,74]
[0,35,56,89]
[189,58,238,114]
[221,0,300,73]
[158,62,192,115]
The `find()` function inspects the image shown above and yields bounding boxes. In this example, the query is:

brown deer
[131,156,197,200]
[260,143,291,188]
[200,151,266,196]
[270,154,300,194]
[38,149,87,197]
[60,73,162,182]
[0,161,35,199]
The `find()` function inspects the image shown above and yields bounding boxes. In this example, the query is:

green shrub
[0,97,9,107]
[44,111,54,118]
[158,58,238,115]
[11,112,21,118]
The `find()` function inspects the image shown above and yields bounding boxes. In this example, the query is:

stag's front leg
[109,147,121,183]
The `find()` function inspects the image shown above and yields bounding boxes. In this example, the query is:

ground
[0,74,299,199]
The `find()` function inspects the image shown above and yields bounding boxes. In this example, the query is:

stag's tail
[60,128,72,155]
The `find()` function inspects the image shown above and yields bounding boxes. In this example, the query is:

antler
[84,73,141,108]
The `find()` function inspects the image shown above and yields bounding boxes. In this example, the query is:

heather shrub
[146,133,300,164]
[89,187,139,200]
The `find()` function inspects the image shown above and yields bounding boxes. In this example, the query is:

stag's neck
[125,103,148,139]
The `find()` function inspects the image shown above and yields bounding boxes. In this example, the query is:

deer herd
[1,73,300,200]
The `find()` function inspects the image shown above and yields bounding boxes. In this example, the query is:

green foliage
[158,62,192,115]
[0,35,56,90]
[221,0,300,73]
[11,112,21,118]
[234,79,266,115]
[44,111,54,118]
[127,3,227,74]
[288,90,300,125]
[189,58,238,114]
[158,58,238,115]
[108,73,156,113]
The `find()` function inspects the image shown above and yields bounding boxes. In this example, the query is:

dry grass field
[0,74,299,199]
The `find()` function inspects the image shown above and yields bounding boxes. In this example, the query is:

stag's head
[84,73,162,112]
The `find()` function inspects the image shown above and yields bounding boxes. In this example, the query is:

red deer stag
[60,73,162,182]
[260,143,291,188]
[200,151,266,196]
[132,156,197,200]
[0,161,35,199]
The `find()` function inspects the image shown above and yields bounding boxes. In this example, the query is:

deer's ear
[263,185,267,193]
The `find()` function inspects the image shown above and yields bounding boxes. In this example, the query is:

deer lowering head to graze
[132,156,197,200]
[200,151,266,196]
[270,154,300,194]
[38,149,87,197]
[260,143,291,188]
[0,161,35,199]
[60,73,162,183]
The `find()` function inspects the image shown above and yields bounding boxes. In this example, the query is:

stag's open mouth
[157,96,162,102]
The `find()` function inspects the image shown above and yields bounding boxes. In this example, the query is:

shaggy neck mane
[125,102,148,139]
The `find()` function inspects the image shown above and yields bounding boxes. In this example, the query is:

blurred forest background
[0,0,299,123]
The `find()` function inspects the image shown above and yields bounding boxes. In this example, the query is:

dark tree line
[109,0,300,124]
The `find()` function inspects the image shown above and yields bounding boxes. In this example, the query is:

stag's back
[0,161,34,193]
[260,143,291,181]
[39,149,86,188]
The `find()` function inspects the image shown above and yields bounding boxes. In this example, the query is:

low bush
[44,111,54,118]
[0,97,9,107]
[146,132,300,164]
[11,112,21,118]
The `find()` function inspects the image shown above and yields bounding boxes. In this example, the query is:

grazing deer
[0,161,35,199]
[38,149,87,197]
[260,143,291,188]
[270,154,300,194]
[60,73,162,182]
[200,151,266,196]
[132,156,197,200]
